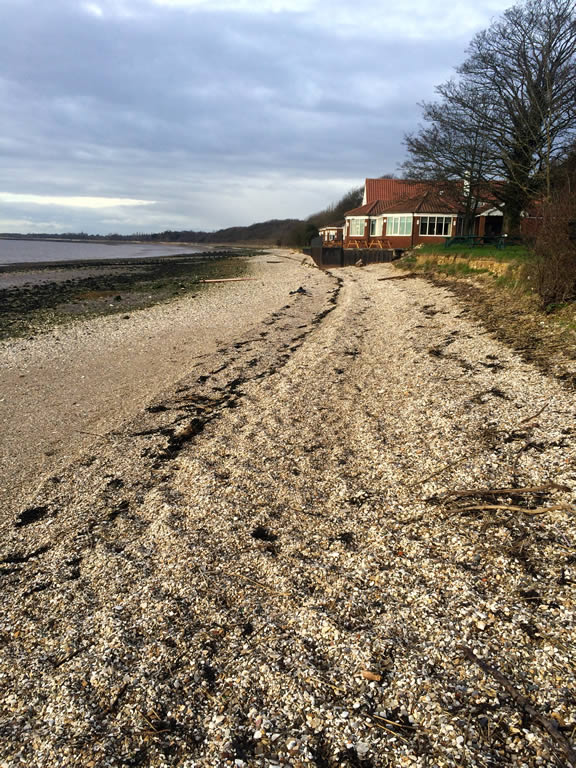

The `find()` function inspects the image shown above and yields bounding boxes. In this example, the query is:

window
[370,218,382,236]
[420,216,452,236]
[350,218,365,236]
[386,215,412,236]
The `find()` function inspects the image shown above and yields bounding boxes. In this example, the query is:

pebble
[0,263,574,768]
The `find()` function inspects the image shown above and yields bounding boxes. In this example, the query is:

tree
[459,0,576,231]
[402,0,576,234]
[308,186,364,229]
[551,137,576,192]
[285,220,319,247]
[401,86,495,233]
[532,137,576,304]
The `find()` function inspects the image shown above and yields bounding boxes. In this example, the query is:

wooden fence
[305,238,400,268]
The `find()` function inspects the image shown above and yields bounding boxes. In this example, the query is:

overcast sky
[0,0,514,235]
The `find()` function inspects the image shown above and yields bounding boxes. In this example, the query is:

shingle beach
[1,251,575,767]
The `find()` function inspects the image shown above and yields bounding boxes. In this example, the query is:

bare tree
[401,85,496,233]
[308,186,364,227]
[402,0,576,234]
[459,0,575,231]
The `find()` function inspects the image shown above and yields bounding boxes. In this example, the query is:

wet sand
[0,265,148,290]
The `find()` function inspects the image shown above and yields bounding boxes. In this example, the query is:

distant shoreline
[0,236,225,248]
[0,249,253,340]
[0,238,222,268]
[0,249,239,273]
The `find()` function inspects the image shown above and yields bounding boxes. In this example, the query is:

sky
[0,0,515,235]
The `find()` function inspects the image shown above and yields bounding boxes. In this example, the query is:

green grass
[432,261,489,276]
[554,310,576,332]
[415,243,534,262]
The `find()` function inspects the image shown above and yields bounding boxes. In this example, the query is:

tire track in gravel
[1,266,575,768]
[156,266,575,768]
[0,268,341,539]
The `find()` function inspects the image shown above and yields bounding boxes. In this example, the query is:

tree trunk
[503,204,523,235]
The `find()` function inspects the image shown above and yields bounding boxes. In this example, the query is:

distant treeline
[0,186,365,248]
[0,218,302,247]
[147,185,364,245]
[144,218,305,246]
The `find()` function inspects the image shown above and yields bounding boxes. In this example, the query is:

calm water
[0,239,207,266]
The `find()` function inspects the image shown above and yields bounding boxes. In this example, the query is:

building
[344,184,461,248]
[318,224,344,244]
[342,178,541,249]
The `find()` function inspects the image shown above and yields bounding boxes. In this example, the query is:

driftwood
[199,277,258,283]
[51,645,88,668]
[451,503,572,516]
[442,482,570,499]
[102,682,129,715]
[369,719,410,743]
[371,714,417,730]
[462,646,576,766]
[519,400,551,424]
[221,570,290,597]
[377,273,416,281]
[415,456,469,486]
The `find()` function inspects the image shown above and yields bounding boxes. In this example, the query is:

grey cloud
[0,0,507,232]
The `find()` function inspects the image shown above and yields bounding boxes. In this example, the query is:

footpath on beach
[1,253,575,768]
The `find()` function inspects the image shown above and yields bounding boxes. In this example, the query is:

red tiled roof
[381,190,462,214]
[346,190,462,217]
[344,200,392,216]
[364,178,467,204]
[364,179,429,204]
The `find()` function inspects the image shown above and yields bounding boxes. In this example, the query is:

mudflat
[1,258,575,768]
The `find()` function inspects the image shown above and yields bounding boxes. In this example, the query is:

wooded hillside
[146,219,303,245]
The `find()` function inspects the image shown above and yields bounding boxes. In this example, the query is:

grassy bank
[0,251,258,341]
[396,242,535,276]
[408,242,533,261]
[394,243,576,386]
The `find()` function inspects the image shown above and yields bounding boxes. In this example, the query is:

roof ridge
[416,189,432,212]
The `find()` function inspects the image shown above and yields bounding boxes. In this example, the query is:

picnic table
[350,239,392,250]
[444,235,523,249]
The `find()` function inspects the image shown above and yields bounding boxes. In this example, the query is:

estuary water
[0,238,207,266]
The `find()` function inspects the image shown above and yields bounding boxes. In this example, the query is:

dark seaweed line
[131,276,343,466]
[8,275,342,532]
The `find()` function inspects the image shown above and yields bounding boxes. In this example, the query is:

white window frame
[370,218,383,237]
[349,218,365,237]
[419,215,452,236]
[386,215,412,236]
